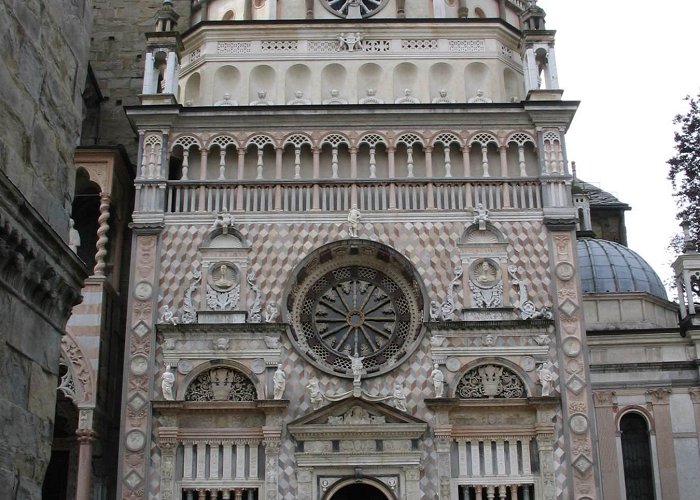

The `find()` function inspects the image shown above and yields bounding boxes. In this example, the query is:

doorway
[328,482,391,500]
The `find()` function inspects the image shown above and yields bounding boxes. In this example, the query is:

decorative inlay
[569,414,589,434]
[125,430,146,452]
[562,337,582,357]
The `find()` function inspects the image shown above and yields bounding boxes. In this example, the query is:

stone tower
[117,1,600,499]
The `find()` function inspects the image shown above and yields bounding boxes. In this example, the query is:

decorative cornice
[0,173,86,328]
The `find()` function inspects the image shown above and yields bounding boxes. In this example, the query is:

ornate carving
[307,378,325,410]
[347,206,361,237]
[393,382,407,411]
[60,335,93,403]
[273,364,286,399]
[537,361,555,396]
[265,302,279,322]
[158,305,178,325]
[592,391,616,407]
[456,364,526,399]
[338,32,363,51]
[439,265,463,320]
[327,406,386,425]
[247,270,262,323]
[184,367,257,401]
[181,269,201,324]
[57,361,77,402]
[93,193,111,276]
[646,387,672,404]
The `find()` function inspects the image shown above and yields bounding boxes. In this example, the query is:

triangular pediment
[287,397,427,442]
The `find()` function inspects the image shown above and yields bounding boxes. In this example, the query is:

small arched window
[474,7,486,18]
[620,412,655,500]
[222,9,235,20]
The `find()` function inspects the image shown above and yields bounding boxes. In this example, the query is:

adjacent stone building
[0,1,90,497]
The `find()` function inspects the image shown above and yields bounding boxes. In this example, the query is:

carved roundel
[469,258,501,289]
[287,241,425,378]
[321,0,389,19]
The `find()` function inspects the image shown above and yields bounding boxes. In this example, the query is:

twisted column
[93,193,111,276]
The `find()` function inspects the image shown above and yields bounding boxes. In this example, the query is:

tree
[668,93,700,252]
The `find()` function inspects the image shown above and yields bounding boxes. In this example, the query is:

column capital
[76,428,97,444]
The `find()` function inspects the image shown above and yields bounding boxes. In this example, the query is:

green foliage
[668,93,700,252]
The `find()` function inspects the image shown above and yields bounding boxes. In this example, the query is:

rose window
[287,242,424,378]
[321,0,389,19]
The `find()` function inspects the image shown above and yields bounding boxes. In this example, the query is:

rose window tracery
[456,364,526,399]
[184,367,257,401]
[321,0,389,19]
[287,242,424,378]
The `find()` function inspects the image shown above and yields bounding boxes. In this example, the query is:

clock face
[321,0,389,19]
[287,243,424,378]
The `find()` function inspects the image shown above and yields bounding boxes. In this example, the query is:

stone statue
[351,353,365,383]
[475,203,489,230]
[307,378,324,410]
[359,88,384,104]
[468,90,493,103]
[395,88,420,104]
[273,364,286,399]
[430,364,445,398]
[68,218,80,253]
[215,92,238,106]
[251,89,273,106]
[159,305,178,325]
[475,260,497,285]
[537,361,554,396]
[429,300,440,321]
[393,382,407,411]
[287,90,311,105]
[212,210,235,231]
[265,302,279,323]
[432,89,455,104]
[338,32,363,52]
[347,206,361,238]
[323,89,348,105]
[161,365,175,401]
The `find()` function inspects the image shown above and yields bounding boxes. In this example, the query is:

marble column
[75,429,96,500]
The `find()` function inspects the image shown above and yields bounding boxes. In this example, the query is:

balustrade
[164,179,543,214]
[455,437,536,500]
[179,439,262,498]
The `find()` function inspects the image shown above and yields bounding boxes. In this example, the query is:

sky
[535,0,700,294]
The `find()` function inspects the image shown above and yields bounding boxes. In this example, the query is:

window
[620,413,655,500]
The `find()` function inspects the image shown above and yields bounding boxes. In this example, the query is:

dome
[576,238,667,300]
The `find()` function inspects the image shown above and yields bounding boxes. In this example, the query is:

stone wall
[89,0,190,158]
[0,0,91,497]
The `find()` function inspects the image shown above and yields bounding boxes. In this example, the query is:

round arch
[451,357,534,398]
[322,477,397,500]
[615,406,655,432]
[177,359,262,400]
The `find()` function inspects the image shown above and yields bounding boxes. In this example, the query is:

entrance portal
[329,483,390,500]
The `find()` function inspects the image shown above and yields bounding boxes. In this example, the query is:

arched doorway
[327,481,393,500]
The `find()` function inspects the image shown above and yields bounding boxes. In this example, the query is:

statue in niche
[537,360,554,396]
[323,89,348,105]
[287,90,311,105]
[215,92,238,106]
[273,364,286,399]
[432,89,455,104]
[161,365,175,401]
[68,218,80,253]
[338,32,363,52]
[347,206,362,238]
[359,88,384,104]
[251,89,273,105]
[468,90,493,103]
[475,260,497,286]
[430,364,445,398]
[393,382,407,411]
[395,88,420,104]
[469,258,503,308]
[247,270,262,323]
[307,378,325,410]
[214,264,235,289]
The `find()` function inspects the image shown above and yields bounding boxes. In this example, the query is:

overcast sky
[535,1,700,294]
